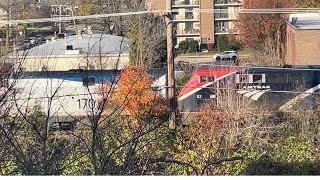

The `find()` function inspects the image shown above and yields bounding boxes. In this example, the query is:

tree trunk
[276,28,281,65]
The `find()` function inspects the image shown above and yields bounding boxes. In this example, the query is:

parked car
[35,34,44,42]
[29,34,44,44]
[29,37,37,45]
[212,50,239,61]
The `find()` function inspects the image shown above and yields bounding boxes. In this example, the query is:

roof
[22,33,131,57]
[288,13,320,30]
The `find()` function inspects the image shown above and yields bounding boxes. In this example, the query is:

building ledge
[173,19,200,22]
[214,17,237,21]
[215,32,239,35]
[214,3,242,7]
[172,4,199,8]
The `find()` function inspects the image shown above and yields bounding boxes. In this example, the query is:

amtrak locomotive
[178,65,320,114]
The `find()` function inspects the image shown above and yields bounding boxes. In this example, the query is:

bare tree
[0,21,170,175]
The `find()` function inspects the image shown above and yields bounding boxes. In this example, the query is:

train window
[207,76,215,82]
[83,78,96,86]
[253,74,263,83]
[199,76,207,83]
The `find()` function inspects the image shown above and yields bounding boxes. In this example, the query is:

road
[175,54,251,67]
[175,54,250,64]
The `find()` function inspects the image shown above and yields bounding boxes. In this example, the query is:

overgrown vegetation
[2,0,320,176]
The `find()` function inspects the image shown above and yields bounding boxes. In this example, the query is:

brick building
[286,13,320,66]
[147,0,242,50]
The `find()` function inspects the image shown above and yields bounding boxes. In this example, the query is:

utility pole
[51,5,72,35]
[5,0,11,48]
[59,5,62,34]
[165,0,176,130]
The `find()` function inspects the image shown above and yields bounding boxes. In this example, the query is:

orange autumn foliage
[116,65,168,126]
[93,65,168,128]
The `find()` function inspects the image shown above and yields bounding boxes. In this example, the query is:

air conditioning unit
[292,17,298,24]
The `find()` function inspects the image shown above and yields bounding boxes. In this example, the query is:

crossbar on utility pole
[165,0,176,129]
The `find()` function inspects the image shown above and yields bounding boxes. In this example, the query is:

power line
[0,10,163,25]
[180,8,320,14]
[1,8,320,25]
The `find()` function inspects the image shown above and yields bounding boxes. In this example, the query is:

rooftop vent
[87,25,93,35]
[66,45,73,50]
[292,17,299,25]
[65,45,81,55]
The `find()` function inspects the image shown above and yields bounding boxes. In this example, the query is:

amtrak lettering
[242,85,271,90]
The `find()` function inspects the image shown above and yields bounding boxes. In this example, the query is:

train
[178,65,320,115]
[4,68,169,130]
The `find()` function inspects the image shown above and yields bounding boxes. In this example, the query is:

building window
[185,8,193,19]
[197,94,202,99]
[172,12,178,20]
[83,77,96,86]
[185,22,193,31]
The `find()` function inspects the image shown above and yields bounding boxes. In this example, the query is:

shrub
[178,39,199,54]
[217,35,231,52]
[244,136,320,175]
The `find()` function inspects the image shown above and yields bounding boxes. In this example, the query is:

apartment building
[147,0,242,50]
